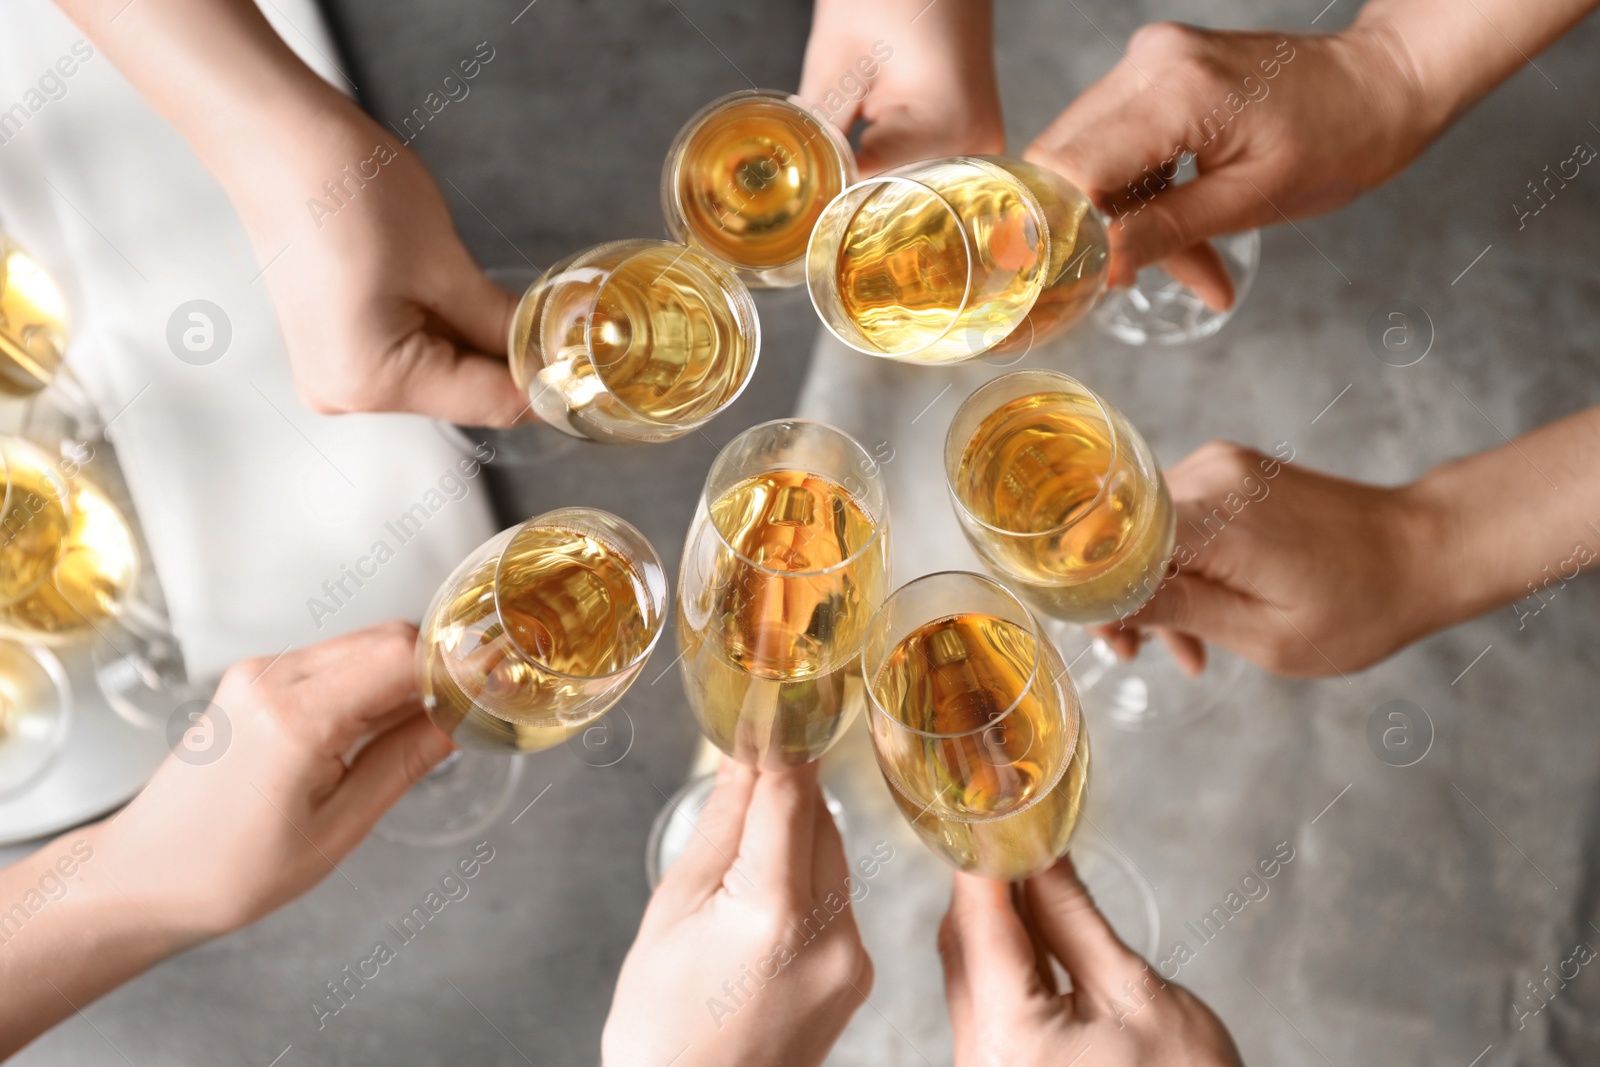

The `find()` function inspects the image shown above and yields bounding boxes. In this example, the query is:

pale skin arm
[0,623,454,1058]
[50,0,523,425]
[1025,0,1600,302]
[1111,405,1600,678]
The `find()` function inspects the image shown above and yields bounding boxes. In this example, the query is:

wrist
[1393,468,1493,637]
[1333,17,1450,182]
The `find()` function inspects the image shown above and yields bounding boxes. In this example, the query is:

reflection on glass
[420,507,667,752]
[663,89,855,288]
[678,420,890,768]
[508,240,759,444]
[865,571,1088,881]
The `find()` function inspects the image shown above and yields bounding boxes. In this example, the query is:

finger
[940,872,1042,1010]
[737,762,820,905]
[1157,627,1207,677]
[810,789,852,905]
[856,104,1004,177]
[796,43,866,144]
[269,622,423,755]
[391,332,531,428]
[321,711,456,846]
[1089,623,1141,661]
[1152,241,1234,311]
[1107,174,1273,284]
[661,761,757,902]
[1121,571,1262,654]
[1025,855,1147,999]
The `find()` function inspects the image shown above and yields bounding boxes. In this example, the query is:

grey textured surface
[11,0,1600,1065]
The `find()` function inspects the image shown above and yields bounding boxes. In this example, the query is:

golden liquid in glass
[955,392,1174,623]
[679,470,888,767]
[676,98,847,270]
[0,478,136,643]
[0,244,68,397]
[873,612,1087,881]
[422,524,656,752]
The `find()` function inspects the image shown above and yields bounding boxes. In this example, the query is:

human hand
[226,112,525,426]
[1024,21,1429,307]
[89,620,456,940]
[1100,442,1445,679]
[941,856,1242,1067]
[800,0,1004,175]
[601,762,872,1067]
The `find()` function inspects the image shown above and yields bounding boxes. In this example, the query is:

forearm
[0,825,192,1059]
[1410,404,1600,630]
[51,0,374,218]
[1355,0,1597,137]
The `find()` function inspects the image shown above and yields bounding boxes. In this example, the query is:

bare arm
[49,0,523,425]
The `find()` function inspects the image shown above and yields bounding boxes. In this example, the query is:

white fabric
[0,0,496,678]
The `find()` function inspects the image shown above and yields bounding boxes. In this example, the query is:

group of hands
[56,0,1597,680]
[0,621,1241,1066]
[11,0,1598,1060]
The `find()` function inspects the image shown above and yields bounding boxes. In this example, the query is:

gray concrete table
[12,0,1600,1065]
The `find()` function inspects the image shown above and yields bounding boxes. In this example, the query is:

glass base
[646,772,849,889]
[0,643,71,799]
[1094,229,1260,346]
[1050,624,1245,732]
[1068,837,1162,961]
[93,622,204,732]
[375,750,525,848]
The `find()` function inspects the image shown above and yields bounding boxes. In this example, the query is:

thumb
[1024,855,1149,1008]
[327,712,456,844]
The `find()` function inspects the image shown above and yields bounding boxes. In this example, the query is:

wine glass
[944,369,1243,730]
[0,231,104,440]
[676,418,891,767]
[507,239,760,444]
[0,640,72,799]
[378,507,668,846]
[0,431,205,733]
[862,570,1089,881]
[805,155,1256,364]
[662,89,856,289]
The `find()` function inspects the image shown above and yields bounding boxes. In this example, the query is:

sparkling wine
[871,611,1088,881]
[814,156,1108,362]
[421,521,660,752]
[679,469,889,767]
[0,440,72,608]
[952,390,1174,624]
[0,241,68,398]
[666,92,851,280]
[0,478,137,643]
[509,241,758,444]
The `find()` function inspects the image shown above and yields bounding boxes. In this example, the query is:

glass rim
[862,570,1050,740]
[0,434,75,533]
[489,506,669,681]
[943,369,1122,542]
[701,417,888,579]
[663,89,857,275]
[521,239,762,430]
[807,157,1053,361]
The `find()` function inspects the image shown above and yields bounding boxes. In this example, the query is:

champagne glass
[0,232,104,439]
[662,89,856,289]
[378,507,668,846]
[863,570,1089,881]
[0,433,202,735]
[806,156,1256,364]
[508,239,760,444]
[945,369,1243,730]
[0,640,72,799]
[677,419,891,768]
